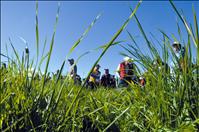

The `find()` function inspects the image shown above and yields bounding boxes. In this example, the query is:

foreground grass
[0,66,198,131]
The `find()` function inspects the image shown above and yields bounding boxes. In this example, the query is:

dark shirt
[101,74,111,87]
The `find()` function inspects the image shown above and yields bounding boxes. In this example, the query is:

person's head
[139,76,146,86]
[123,56,133,65]
[172,41,181,53]
[104,69,109,75]
[68,58,74,65]
[94,64,100,71]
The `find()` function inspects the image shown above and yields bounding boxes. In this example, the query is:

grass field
[0,1,199,131]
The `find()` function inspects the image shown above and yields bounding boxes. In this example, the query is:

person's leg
[132,75,139,84]
[118,79,122,87]
[124,77,132,87]
[73,78,77,84]
[91,82,95,89]
[118,79,127,87]
[87,81,93,89]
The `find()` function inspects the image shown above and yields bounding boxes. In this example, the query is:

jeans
[118,78,130,87]
[118,76,139,88]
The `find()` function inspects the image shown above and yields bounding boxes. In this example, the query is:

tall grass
[120,0,199,130]
[0,0,198,131]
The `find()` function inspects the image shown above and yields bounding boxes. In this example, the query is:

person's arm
[96,72,101,83]
[101,75,105,85]
[73,65,77,78]
[116,64,120,77]
[90,73,98,78]
[74,65,77,74]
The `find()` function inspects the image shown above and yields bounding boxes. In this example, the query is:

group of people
[0,41,192,90]
[87,65,116,89]
[68,59,116,89]
[67,41,188,89]
[68,55,146,89]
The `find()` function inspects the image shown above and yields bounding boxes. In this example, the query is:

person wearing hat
[101,69,112,87]
[88,64,101,89]
[116,56,135,87]
[172,41,185,58]
[68,58,77,83]
[171,41,185,72]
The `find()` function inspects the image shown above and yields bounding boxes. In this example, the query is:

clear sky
[1,1,199,77]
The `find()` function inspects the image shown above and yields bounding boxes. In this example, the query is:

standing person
[171,41,185,72]
[116,56,135,87]
[172,41,185,59]
[68,58,77,83]
[101,69,112,87]
[88,64,101,89]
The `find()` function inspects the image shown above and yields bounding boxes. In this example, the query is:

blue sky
[1,1,199,77]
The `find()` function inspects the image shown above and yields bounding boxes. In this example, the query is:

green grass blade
[177,20,182,42]
[53,40,123,110]
[169,0,197,48]
[5,43,10,64]
[9,38,21,68]
[41,36,47,59]
[83,1,141,87]
[44,60,65,125]
[127,31,142,52]
[64,1,141,119]
[38,52,49,71]
[96,41,124,50]
[39,3,60,99]
[193,7,198,45]
[192,5,199,75]
[66,13,101,58]
[36,1,39,62]
[102,107,130,132]
[0,53,15,64]
[134,14,160,59]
